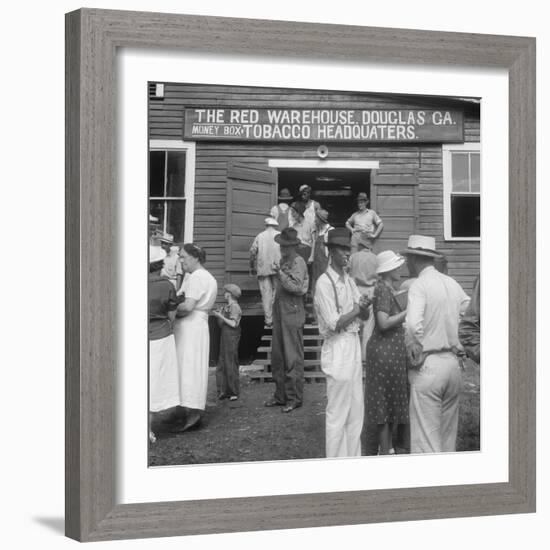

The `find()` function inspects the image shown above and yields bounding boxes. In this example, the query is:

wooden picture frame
[65,8,536,542]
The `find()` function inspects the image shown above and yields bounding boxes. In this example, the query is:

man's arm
[279,257,308,295]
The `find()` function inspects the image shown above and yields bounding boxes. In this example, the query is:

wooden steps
[248,305,326,381]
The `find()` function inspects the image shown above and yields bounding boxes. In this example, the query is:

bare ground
[149,360,480,466]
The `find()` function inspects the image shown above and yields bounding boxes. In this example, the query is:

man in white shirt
[402,235,470,453]
[249,218,281,327]
[314,228,369,458]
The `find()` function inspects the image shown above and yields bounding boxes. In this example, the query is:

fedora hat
[149,245,166,264]
[290,201,306,217]
[315,209,329,224]
[265,217,279,226]
[376,250,405,274]
[223,283,242,299]
[278,188,293,201]
[274,227,301,247]
[400,235,442,258]
[325,227,351,249]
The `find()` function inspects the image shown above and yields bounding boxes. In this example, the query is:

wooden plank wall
[149,84,480,307]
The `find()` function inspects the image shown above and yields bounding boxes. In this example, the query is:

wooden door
[225,163,277,291]
[371,169,419,254]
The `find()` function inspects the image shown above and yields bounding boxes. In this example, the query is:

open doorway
[276,169,372,227]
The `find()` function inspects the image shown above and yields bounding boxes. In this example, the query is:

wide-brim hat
[265,217,279,226]
[275,227,301,247]
[325,227,351,249]
[159,232,174,244]
[316,209,329,224]
[290,201,306,217]
[400,235,442,258]
[376,250,405,274]
[223,283,242,299]
[278,188,293,201]
[149,245,167,263]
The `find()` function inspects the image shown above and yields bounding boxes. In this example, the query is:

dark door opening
[276,169,371,227]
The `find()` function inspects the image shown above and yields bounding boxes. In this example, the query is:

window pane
[166,200,186,242]
[470,153,480,192]
[451,153,470,192]
[149,151,166,197]
[451,195,480,237]
[149,200,166,241]
[166,151,186,197]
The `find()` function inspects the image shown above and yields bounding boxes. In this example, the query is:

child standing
[345,192,384,253]
[212,284,242,401]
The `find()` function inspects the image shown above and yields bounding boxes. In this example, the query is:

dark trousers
[216,325,241,397]
[271,297,305,406]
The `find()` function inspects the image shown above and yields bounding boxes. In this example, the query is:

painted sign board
[183,108,464,143]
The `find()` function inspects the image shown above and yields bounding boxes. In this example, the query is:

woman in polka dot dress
[365,250,409,455]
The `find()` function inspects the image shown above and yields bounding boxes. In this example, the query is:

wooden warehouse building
[148,82,480,329]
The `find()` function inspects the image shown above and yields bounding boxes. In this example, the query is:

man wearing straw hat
[265,227,309,413]
[314,228,370,457]
[159,233,183,291]
[249,217,281,328]
[401,235,470,453]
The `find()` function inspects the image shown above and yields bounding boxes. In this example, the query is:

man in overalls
[265,227,309,413]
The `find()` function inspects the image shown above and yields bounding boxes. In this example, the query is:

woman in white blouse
[174,243,218,431]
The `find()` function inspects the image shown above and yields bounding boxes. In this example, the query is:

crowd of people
[148,186,480,459]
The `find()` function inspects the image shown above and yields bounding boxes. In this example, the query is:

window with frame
[443,143,480,240]
[149,149,187,242]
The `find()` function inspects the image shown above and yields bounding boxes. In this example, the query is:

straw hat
[400,235,442,258]
[159,232,174,244]
[325,227,351,249]
[275,227,301,247]
[149,245,166,263]
[223,283,242,299]
[265,217,279,226]
[376,250,405,274]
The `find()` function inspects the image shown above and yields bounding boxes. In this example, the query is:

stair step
[258,346,321,353]
[249,371,327,381]
[262,334,322,342]
[252,359,321,367]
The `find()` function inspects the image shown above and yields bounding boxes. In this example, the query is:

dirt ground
[149,360,480,466]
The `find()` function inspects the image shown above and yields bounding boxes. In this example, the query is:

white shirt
[405,265,470,352]
[314,265,361,339]
[249,227,281,276]
[178,268,218,312]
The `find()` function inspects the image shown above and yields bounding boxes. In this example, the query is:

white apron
[149,335,180,412]
[174,310,210,410]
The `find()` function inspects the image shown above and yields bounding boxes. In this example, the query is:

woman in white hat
[364,250,409,455]
[148,245,181,443]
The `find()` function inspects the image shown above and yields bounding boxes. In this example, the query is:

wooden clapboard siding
[149,83,480,302]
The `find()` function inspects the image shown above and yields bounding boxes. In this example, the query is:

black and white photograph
[147,83,481,466]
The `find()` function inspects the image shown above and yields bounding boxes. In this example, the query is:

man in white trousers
[249,217,281,328]
[314,228,370,458]
[402,235,470,453]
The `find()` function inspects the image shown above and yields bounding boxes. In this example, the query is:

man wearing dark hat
[265,227,309,413]
[270,188,293,231]
[314,228,370,457]
[401,235,470,454]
